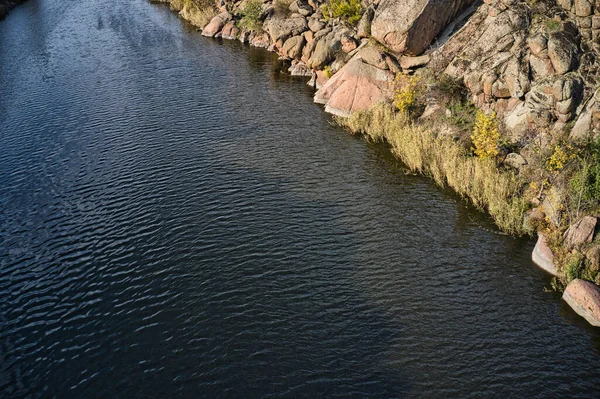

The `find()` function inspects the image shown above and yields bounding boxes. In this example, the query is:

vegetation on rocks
[471,111,500,160]
[393,73,424,116]
[181,0,217,28]
[338,103,529,235]
[239,0,263,32]
[321,0,362,25]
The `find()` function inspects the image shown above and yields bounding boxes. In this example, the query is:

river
[1,0,600,397]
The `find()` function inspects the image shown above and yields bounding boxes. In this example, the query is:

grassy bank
[338,104,530,235]
[337,96,599,289]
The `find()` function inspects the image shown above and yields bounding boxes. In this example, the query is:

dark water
[1,1,600,397]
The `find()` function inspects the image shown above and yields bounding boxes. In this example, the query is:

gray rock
[503,153,528,170]
[357,6,375,38]
[564,216,598,249]
[547,31,579,75]
[264,16,308,43]
[282,35,306,59]
[354,45,388,70]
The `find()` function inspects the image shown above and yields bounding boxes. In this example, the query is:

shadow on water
[1,0,600,398]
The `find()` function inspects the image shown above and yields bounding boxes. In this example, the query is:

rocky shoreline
[160,0,600,326]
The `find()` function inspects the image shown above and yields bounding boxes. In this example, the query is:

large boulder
[532,234,557,276]
[281,35,306,59]
[563,279,600,327]
[307,27,352,69]
[220,21,240,40]
[371,0,477,55]
[547,31,579,75]
[571,94,599,141]
[314,58,394,117]
[264,16,308,43]
[202,12,231,37]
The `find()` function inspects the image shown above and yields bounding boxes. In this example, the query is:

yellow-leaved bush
[393,73,422,115]
[471,110,499,159]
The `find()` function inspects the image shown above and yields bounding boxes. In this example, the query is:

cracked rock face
[371,0,477,55]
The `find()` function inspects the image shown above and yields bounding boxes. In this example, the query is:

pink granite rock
[563,279,600,327]
[313,58,394,117]
[532,234,557,276]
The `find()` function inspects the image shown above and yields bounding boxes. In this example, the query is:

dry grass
[180,0,217,28]
[338,104,530,235]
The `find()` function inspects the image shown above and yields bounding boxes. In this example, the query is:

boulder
[289,61,313,76]
[532,234,558,276]
[281,35,306,59]
[202,12,231,37]
[308,17,325,32]
[547,31,579,75]
[314,58,395,117]
[248,31,270,48]
[527,33,548,56]
[341,35,358,53]
[221,21,240,40]
[503,152,527,169]
[504,102,530,140]
[529,54,555,78]
[563,279,600,327]
[308,33,341,69]
[354,45,388,69]
[571,96,598,141]
[398,54,430,70]
[371,0,477,55]
[357,6,375,38]
[264,16,308,43]
[564,216,598,249]
[307,27,351,69]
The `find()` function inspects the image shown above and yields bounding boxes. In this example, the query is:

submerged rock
[563,279,600,327]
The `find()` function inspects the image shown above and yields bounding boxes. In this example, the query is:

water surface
[1,0,600,397]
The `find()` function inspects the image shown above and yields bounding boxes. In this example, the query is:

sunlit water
[1,1,600,397]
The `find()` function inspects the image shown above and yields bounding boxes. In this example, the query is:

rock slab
[532,234,557,276]
[371,0,476,55]
[314,58,394,117]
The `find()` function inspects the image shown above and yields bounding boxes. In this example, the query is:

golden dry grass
[338,104,529,235]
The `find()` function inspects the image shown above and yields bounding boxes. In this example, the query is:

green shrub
[448,100,477,131]
[544,19,562,33]
[239,0,263,32]
[563,252,584,284]
[321,0,362,25]
[570,137,600,212]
